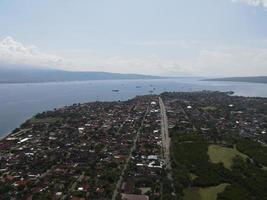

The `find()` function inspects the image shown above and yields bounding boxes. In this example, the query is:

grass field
[201,106,217,111]
[189,173,198,181]
[208,145,248,169]
[183,183,229,200]
[30,117,62,124]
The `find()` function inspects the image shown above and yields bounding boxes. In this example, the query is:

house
[151,101,156,105]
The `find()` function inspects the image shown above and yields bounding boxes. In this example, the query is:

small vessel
[136,86,142,88]
[112,89,119,92]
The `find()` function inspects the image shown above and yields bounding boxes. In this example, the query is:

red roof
[5,175,15,182]
[15,179,28,187]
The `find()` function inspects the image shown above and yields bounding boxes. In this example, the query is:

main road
[159,97,176,198]
[159,97,171,170]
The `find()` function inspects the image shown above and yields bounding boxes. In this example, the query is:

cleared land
[29,117,62,124]
[201,106,217,111]
[189,173,198,181]
[183,183,229,200]
[208,145,248,169]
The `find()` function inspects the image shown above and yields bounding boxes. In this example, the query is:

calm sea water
[0,78,266,138]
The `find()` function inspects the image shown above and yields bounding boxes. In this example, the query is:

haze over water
[0,78,266,138]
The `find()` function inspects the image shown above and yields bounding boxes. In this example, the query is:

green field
[183,183,229,200]
[208,145,248,169]
[201,106,217,111]
[189,173,198,181]
[171,132,267,200]
[30,117,62,124]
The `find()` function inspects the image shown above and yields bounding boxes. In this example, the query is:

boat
[112,89,119,92]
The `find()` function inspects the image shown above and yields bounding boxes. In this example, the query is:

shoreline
[1,85,267,140]
[0,132,11,140]
[0,77,181,85]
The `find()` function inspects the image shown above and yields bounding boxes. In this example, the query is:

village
[0,94,170,200]
[162,91,267,144]
[0,91,267,200]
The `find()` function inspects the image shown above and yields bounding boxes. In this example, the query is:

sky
[0,0,267,76]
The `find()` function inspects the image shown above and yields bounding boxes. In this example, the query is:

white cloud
[1,37,267,76]
[0,37,190,75]
[232,0,267,8]
[60,54,193,76]
[192,46,267,76]
[101,56,193,76]
[124,40,203,49]
[0,36,66,67]
[57,41,267,76]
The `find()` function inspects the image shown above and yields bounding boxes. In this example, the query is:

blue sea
[0,78,267,138]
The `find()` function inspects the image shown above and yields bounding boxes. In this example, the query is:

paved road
[159,97,171,170]
[159,97,176,198]
[111,106,149,200]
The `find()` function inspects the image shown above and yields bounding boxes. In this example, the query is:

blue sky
[0,0,267,76]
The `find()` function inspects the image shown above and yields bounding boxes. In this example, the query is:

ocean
[0,77,266,138]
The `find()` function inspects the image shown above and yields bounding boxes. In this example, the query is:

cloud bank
[0,36,65,67]
[232,0,267,8]
[0,36,267,76]
[193,46,267,76]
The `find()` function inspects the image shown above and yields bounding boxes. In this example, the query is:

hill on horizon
[204,76,267,84]
[0,65,164,83]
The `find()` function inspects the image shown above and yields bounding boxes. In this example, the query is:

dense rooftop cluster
[0,91,267,200]
[0,96,155,200]
[120,99,164,199]
[162,91,267,143]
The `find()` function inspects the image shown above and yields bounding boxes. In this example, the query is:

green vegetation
[217,185,251,200]
[29,117,62,124]
[171,133,228,189]
[208,145,248,169]
[171,131,267,200]
[201,106,217,111]
[236,138,267,166]
[183,183,229,200]
[189,173,198,181]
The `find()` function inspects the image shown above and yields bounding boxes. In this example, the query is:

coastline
[202,77,267,84]
[0,132,11,140]
[1,79,267,140]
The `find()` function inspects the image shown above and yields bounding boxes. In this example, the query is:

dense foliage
[170,130,267,200]
[236,138,267,166]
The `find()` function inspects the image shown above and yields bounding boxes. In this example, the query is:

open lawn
[201,106,217,111]
[189,173,198,181]
[30,117,62,124]
[183,183,229,200]
[208,145,248,169]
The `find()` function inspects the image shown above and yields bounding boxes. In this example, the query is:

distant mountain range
[0,66,164,83]
[204,76,267,84]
